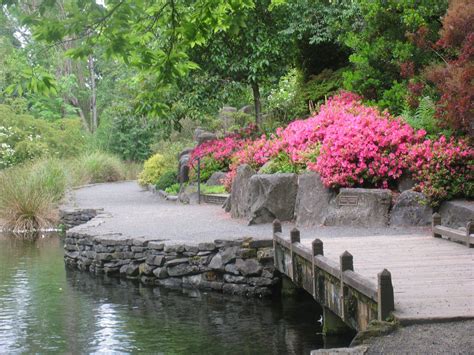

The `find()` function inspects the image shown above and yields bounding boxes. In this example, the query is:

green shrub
[138,153,168,187]
[165,183,181,195]
[259,152,303,174]
[155,170,178,190]
[402,97,452,138]
[94,104,157,161]
[0,104,87,168]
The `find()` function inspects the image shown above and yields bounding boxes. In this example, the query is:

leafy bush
[407,136,473,205]
[138,153,167,187]
[258,152,301,174]
[402,96,452,138]
[94,104,157,161]
[340,0,448,114]
[422,0,474,135]
[165,183,181,195]
[155,170,178,190]
[0,104,86,168]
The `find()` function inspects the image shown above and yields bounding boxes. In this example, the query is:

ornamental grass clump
[72,152,125,185]
[0,160,67,231]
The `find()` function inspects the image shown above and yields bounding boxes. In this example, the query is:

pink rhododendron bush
[190,92,473,205]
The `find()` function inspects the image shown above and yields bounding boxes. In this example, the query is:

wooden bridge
[272,217,474,333]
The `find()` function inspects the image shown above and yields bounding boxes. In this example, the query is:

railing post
[466,221,473,247]
[340,251,353,272]
[378,269,395,321]
[312,239,324,256]
[339,251,353,321]
[197,157,201,205]
[290,228,300,282]
[272,219,282,272]
[432,213,442,238]
[312,239,323,298]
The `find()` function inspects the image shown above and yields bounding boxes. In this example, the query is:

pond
[0,233,353,354]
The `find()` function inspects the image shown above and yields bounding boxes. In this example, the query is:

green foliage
[196,156,226,182]
[165,183,181,195]
[155,170,178,191]
[402,97,452,138]
[151,139,193,167]
[200,185,227,194]
[71,152,125,185]
[0,160,63,231]
[259,152,302,174]
[95,104,157,162]
[266,68,344,124]
[138,153,168,187]
[340,0,448,114]
[0,104,87,168]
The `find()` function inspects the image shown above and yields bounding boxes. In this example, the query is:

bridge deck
[300,233,474,322]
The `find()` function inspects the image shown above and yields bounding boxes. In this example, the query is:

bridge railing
[272,219,394,331]
[432,213,474,248]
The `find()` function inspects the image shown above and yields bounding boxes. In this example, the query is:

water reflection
[0,233,353,354]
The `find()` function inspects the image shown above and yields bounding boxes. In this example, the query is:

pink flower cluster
[190,91,472,201]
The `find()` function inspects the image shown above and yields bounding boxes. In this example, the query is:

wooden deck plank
[299,232,474,321]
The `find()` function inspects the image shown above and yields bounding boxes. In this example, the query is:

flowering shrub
[406,136,474,205]
[308,94,426,188]
[190,91,472,204]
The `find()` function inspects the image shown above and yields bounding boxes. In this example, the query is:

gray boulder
[239,105,254,115]
[178,184,199,205]
[196,131,217,145]
[439,200,474,228]
[248,173,298,224]
[235,258,262,276]
[390,191,432,226]
[295,172,335,226]
[325,188,392,227]
[230,164,256,219]
[397,174,416,192]
[206,171,227,186]
[218,106,238,129]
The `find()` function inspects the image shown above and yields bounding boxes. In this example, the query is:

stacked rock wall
[60,208,99,229]
[64,233,280,298]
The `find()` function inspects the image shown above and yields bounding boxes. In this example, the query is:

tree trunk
[252,82,262,127]
[88,55,98,132]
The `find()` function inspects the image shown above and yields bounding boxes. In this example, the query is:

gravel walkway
[366,321,474,354]
[64,181,428,244]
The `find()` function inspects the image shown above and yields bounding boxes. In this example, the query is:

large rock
[390,191,432,226]
[439,200,474,228]
[178,184,199,204]
[295,172,335,226]
[218,106,237,130]
[230,164,256,219]
[196,131,217,145]
[248,173,298,224]
[325,188,392,227]
[239,105,254,115]
[206,171,227,186]
[178,153,190,184]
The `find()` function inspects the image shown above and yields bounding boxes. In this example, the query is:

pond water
[0,233,353,354]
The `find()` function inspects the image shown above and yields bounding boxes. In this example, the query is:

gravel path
[366,321,474,355]
[64,181,428,244]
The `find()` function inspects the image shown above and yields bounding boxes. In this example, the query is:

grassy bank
[0,152,141,232]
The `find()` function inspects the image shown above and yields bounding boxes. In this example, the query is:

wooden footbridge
[272,217,474,333]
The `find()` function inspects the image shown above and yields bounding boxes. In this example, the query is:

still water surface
[0,234,352,354]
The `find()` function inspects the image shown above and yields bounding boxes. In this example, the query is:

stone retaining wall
[60,208,99,229]
[64,233,280,298]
